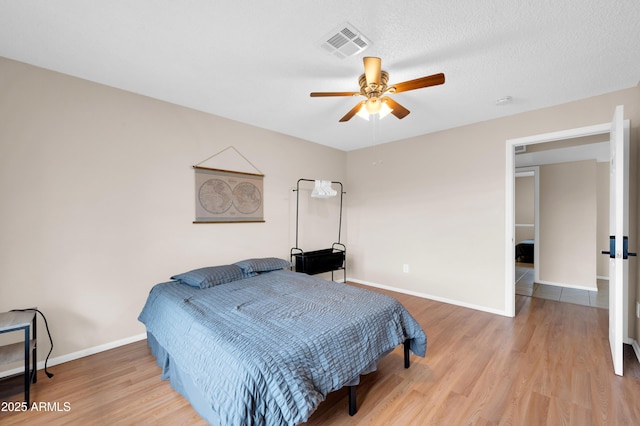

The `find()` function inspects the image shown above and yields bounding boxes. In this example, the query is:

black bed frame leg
[348,386,357,416]
[347,341,408,417]
[404,339,410,369]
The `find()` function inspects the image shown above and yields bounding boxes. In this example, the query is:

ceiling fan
[310,57,445,122]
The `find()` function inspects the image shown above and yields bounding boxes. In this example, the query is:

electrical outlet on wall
[403,264,410,273]
[637,301,640,319]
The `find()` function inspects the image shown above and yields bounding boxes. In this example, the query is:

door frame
[505,122,612,317]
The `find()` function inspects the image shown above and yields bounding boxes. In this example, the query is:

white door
[607,104,629,376]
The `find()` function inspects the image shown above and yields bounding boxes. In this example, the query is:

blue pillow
[233,257,293,278]
[171,264,244,289]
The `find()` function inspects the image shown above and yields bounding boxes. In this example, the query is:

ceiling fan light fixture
[356,104,370,121]
[379,101,393,119]
[365,97,382,114]
[310,57,445,122]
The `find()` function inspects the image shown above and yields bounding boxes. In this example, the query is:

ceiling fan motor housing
[358,71,390,98]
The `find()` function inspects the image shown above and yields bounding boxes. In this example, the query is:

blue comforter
[138,269,426,425]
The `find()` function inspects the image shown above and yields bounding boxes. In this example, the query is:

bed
[515,239,534,263]
[138,257,427,425]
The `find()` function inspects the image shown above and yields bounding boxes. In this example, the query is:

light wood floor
[1,283,639,425]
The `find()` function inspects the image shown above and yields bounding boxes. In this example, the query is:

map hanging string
[194,146,264,175]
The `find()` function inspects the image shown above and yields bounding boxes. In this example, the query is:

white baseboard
[348,277,509,317]
[632,339,640,364]
[536,279,598,292]
[0,333,147,379]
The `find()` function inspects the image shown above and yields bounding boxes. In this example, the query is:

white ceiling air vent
[320,23,370,59]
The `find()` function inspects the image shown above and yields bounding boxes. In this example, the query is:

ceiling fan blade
[310,91,360,97]
[339,101,366,122]
[392,73,445,93]
[382,97,410,119]
[363,57,381,86]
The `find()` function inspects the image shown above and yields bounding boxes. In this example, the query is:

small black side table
[0,310,37,404]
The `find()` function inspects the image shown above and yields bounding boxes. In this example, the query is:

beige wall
[346,122,511,312]
[0,57,346,372]
[538,160,597,290]
[515,162,609,285]
[346,85,639,319]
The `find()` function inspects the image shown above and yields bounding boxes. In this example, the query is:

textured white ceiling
[1,0,639,151]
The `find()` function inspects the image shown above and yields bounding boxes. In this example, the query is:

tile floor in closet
[515,262,608,309]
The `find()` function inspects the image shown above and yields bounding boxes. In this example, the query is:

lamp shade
[365,97,382,114]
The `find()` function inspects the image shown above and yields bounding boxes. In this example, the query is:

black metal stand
[291,179,346,282]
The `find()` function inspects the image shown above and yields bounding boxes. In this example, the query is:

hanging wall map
[193,166,264,223]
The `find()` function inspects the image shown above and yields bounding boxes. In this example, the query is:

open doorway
[504,121,616,317]
[514,168,537,297]
[513,148,611,308]
[506,106,632,377]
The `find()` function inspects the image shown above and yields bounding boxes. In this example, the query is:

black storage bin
[293,248,345,275]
